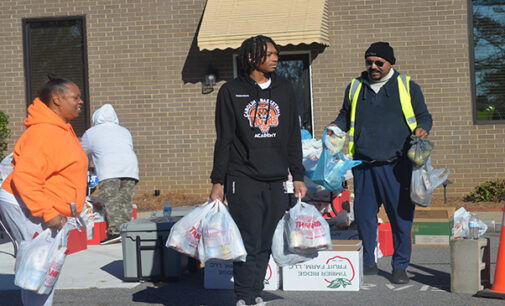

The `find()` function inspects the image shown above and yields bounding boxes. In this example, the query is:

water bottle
[468,213,480,240]
[163,199,172,222]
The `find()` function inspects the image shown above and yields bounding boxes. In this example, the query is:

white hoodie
[81,104,139,181]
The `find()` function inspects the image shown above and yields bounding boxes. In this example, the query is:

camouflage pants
[99,178,137,235]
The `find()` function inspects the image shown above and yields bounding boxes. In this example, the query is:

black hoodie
[210,72,305,185]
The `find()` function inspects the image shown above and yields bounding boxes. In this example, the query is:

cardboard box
[204,256,280,291]
[378,206,455,246]
[412,207,455,246]
[282,241,363,291]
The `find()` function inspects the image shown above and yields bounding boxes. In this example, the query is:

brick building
[0,0,504,201]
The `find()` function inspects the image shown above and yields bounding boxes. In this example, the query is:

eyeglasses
[365,59,385,67]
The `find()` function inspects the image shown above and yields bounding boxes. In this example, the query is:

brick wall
[0,0,503,201]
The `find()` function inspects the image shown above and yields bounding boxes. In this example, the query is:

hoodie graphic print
[210,73,305,185]
[244,98,280,137]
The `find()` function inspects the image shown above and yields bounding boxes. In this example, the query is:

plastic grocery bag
[311,128,361,192]
[323,126,346,155]
[410,157,450,207]
[166,201,215,258]
[271,212,317,266]
[408,135,434,167]
[452,207,488,239]
[302,138,322,177]
[80,200,95,240]
[14,223,71,293]
[0,153,13,182]
[286,198,332,252]
[199,200,247,263]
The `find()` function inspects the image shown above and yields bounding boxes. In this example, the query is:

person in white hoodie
[81,104,139,244]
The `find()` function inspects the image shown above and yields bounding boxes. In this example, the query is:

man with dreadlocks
[210,35,307,306]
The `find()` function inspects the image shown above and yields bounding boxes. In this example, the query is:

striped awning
[197,0,330,51]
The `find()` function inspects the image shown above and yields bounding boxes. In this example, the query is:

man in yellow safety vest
[328,42,432,284]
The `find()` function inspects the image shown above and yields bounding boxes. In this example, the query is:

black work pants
[225,174,289,304]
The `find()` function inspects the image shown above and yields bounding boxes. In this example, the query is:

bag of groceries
[15,222,71,294]
[410,157,450,207]
[285,198,332,252]
[311,142,361,192]
[272,212,317,266]
[199,200,246,263]
[407,135,434,167]
[166,201,214,258]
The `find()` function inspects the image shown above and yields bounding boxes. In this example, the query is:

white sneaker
[254,297,266,306]
[236,299,247,306]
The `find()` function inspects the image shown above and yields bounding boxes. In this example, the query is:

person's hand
[326,124,336,135]
[210,183,224,202]
[415,128,428,139]
[293,181,307,199]
[46,214,67,231]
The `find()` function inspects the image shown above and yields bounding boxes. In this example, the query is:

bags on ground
[410,157,450,207]
[286,198,332,252]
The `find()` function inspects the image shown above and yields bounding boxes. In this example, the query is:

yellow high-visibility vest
[348,74,417,156]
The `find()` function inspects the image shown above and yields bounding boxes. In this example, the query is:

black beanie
[365,42,396,65]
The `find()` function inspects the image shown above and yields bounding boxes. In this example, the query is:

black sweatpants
[225,174,289,304]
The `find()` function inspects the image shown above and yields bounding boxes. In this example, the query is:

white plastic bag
[410,157,450,207]
[271,212,317,266]
[286,198,332,252]
[14,223,71,293]
[0,153,13,182]
[452,207,488,239]
[80,200,95,240]
[199,200,247,263]
[166,201,215,258]
[324,126,346,155]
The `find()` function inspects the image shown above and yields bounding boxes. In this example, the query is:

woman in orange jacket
[0,75,88,306]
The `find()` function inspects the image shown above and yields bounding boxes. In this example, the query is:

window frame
[232,51,315,133]
[468,0,505,124]
[22,16,90,134]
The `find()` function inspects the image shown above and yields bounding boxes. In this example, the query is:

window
[233,52,314,133]
[23,17,89,135]
[472,0,505,122]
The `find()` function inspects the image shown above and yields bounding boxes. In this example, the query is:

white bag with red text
[14,223,71,293]
[286,198,332,252]
[198,200,247,263]
[272,212,318,266]
[165,201,214,258]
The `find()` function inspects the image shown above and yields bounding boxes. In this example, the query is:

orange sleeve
[11,127,62,222]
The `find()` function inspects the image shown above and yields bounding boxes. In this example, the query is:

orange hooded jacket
[2,98,88,222]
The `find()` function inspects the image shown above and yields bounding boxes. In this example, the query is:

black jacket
[332,70,433,162]
[210,72,305,184]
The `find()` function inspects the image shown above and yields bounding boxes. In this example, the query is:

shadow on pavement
[408,263,450,291]
[132,269,284,306]
[100,259,124,279]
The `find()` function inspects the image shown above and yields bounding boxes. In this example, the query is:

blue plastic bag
[310,128,362,192]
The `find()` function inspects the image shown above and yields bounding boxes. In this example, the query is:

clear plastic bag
[80,200,95,240]
[407,135,434,167]
[286,198,332,252]
[271,212,317,267]
[166,200,215,258]
[452,207,488,239]
[199,200,247,263]
[410,157,450,207]
[14,223,71,293]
